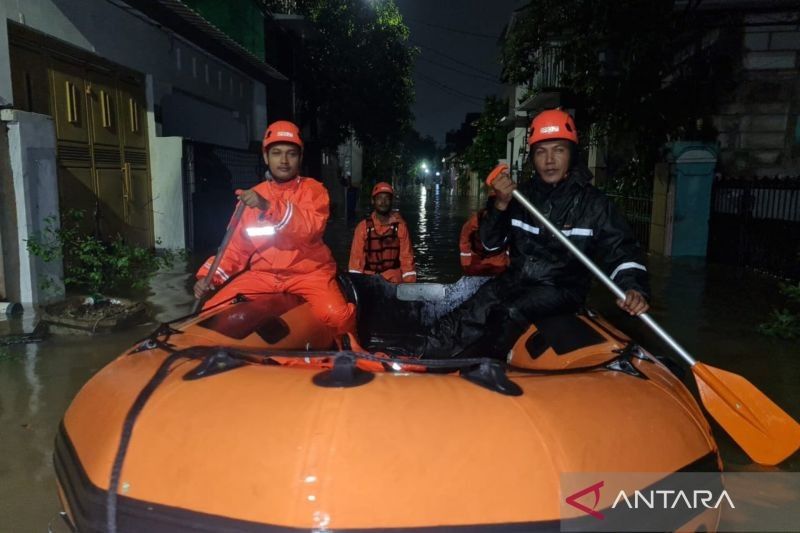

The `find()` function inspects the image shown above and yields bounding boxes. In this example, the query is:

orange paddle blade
[693,362,800,466]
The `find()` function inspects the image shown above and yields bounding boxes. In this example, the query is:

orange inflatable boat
[54,275,720,532]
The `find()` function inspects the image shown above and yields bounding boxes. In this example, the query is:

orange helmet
[371,182,394,197]
[528,109,578,145]
[262,120,303,151]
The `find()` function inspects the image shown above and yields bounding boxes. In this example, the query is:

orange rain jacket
[197,177,355,334]
[348,211,417,284]
[459,210,509,276]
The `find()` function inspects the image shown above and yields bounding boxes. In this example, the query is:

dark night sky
[394,0,529,145]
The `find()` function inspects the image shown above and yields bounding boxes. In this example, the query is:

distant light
[441,157,446,163]
[436,171,440,176]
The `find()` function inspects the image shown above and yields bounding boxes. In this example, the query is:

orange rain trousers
[202,270,355,335]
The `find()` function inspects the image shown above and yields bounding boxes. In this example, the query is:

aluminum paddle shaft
[192,202,246,314]
[491,171,799,465]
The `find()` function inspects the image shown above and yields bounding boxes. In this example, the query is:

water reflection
[325,185,484,282]
[23,343,41,416]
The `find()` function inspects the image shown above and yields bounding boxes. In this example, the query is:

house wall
[714,11,800,175]
[506,85,530,181]
[1,109,64,304]
[0,0,263,149]
[0,0,275,263]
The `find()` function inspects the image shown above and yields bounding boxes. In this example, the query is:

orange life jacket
[363,216,401,273]
[459,211,509,276]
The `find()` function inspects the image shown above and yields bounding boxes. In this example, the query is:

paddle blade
[693,363,800,466]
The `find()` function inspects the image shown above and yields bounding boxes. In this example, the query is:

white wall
[337,136,363,184]
[149,136,185,250]
[1,109,64,305]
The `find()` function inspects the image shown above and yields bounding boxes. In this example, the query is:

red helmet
[528,109,578,145]
[262,120,303,151]
[371,182,394,197]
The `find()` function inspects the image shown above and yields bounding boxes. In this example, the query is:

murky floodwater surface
[1,186,797,530]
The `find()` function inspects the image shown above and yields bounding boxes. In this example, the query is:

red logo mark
[565,481,605,520]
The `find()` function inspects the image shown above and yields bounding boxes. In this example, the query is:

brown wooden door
[9,24,154,247]
[118,76,153,247]
[86,68,126,239]
[49,58,98,234]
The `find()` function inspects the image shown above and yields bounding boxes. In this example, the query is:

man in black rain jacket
[421,109,650,360]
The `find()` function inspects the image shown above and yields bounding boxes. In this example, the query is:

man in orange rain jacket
[459,186,510,276]
[194,120,356,335]
[348,182,417,284]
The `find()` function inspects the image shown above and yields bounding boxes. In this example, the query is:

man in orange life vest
[459,179,510,276]
[348,182,417,284]
[193,120,356,335]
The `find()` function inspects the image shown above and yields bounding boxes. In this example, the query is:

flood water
[1,185,798,530]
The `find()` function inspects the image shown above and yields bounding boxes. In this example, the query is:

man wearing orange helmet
[416,108,649,359]
[194,120,356,335]
[348,182,417,284]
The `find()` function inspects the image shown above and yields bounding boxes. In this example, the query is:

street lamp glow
[435,171,440,176]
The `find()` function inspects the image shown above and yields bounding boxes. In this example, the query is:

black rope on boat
[129,323,182,354]
[129,293,282,355]
[172,346,529,394]
[106,351,187,533]
[171,344,496,371]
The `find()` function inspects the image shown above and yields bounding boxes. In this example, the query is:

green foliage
[502,0,740,190]
[183,0,265,60]
[758,282,800,340]
[464,96,507,179]
[361,128,439,189]
[26,210,178,297]
[282,0,415,151]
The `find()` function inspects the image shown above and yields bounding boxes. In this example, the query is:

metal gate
[605,193,653,251]
[183,141,266,252]
[708,176,800,280]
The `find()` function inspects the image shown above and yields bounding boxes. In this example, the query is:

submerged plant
[758,282,800,340]
[26,209,180,298]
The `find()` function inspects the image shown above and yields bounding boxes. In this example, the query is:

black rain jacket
[479,166,650,302]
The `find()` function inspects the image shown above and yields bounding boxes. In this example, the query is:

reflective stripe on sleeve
[610,262,647,280]
[246,226,276,237]
[562,228,593,236]
[511,219,540,235]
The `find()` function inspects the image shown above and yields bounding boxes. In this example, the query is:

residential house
[443,112,481,196]
[0,0,285,305]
